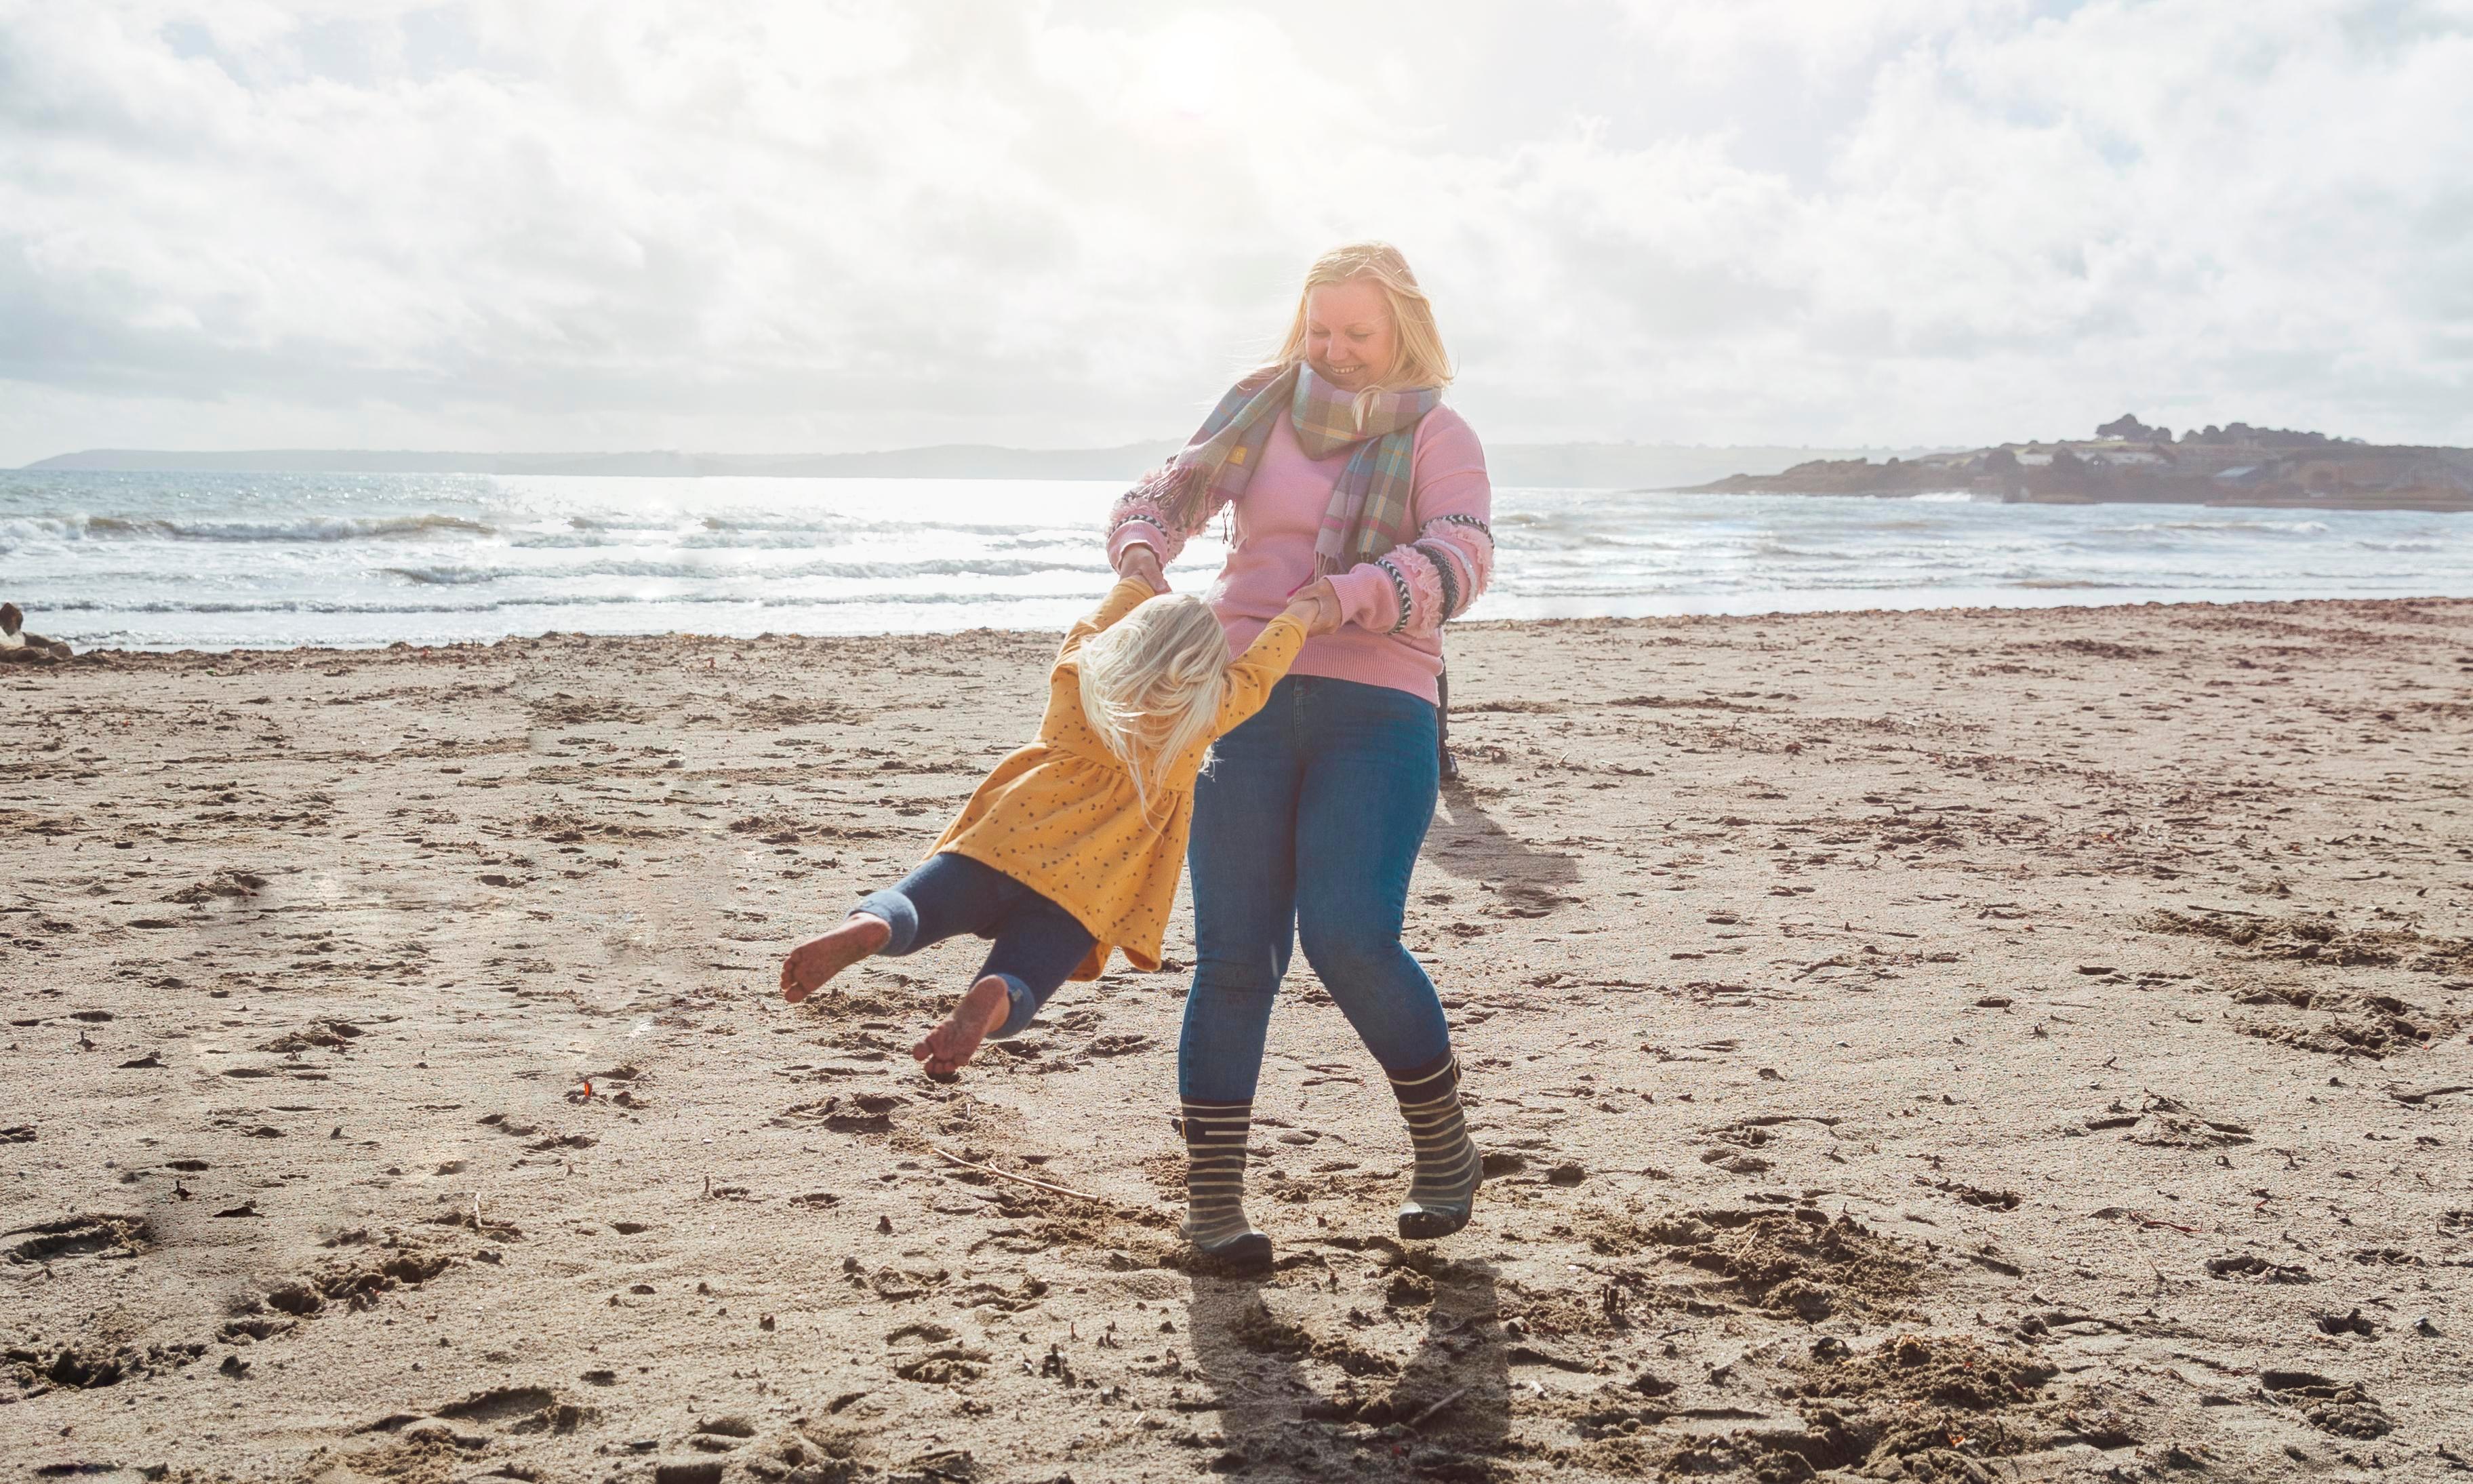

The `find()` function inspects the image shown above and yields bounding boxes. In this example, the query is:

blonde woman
[1108,242,1495,1269]
[779,580,1340,1075]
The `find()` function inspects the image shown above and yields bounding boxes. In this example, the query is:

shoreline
[5,592,2470,1481]
[19,586,2473,659]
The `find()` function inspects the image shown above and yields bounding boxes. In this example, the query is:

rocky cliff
[1681,417,2473,511]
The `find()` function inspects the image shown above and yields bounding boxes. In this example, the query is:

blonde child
[780,575,1339,1080]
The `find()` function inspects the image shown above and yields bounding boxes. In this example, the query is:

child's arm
[1211,581,1340,734]
[1058,576,1160,661]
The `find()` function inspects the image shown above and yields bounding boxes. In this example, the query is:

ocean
[5,470,2470,651]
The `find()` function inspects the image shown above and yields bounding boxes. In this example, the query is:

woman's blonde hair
[1268,241,1455,395]
[1077,593,1231,822]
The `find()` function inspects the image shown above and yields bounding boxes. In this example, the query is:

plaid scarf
[1146,365,1440,575]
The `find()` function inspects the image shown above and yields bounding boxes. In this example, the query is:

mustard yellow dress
[928,578,1307,980]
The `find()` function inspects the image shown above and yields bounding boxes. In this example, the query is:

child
[780,574,1338,1079]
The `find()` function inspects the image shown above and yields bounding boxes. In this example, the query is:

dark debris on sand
[1591,1206,1925,1321]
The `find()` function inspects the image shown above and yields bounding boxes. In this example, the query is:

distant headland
[1679,416,2473,512]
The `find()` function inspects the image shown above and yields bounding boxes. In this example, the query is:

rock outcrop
[1681,418,2473,510]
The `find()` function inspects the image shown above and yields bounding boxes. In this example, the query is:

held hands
[1283,578,1344,637]
[1116,544,1167,593]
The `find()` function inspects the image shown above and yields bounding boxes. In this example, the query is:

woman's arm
[1108,372,1285,586]
[1321,411,1493,637]
[1105,470,1203,594]
[1106,472,1188,566]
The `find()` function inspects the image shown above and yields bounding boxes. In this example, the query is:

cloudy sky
[2,0,2468,466]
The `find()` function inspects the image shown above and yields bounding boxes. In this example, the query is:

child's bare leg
[780,913,892,1004]
[912,975,1012,1077]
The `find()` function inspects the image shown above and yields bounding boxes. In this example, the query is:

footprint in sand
[5,1214,152,1264]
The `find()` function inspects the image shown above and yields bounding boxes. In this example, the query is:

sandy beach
[4,597,2470,1483]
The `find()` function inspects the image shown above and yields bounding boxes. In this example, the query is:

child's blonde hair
[1077,593,1231,822]
[1267,241,1455,394]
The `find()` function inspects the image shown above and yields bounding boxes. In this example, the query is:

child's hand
[1283,578,1343,637]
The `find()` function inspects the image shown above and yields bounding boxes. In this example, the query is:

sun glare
[1139,21,1228,121]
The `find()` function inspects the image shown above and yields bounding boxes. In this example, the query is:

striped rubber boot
[1180,1098,1270,1272]
[1389,1053,1481,1239]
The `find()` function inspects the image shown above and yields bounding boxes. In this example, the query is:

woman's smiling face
[1304,277,1395,393]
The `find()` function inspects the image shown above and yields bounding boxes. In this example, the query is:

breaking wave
[76,513,494,542]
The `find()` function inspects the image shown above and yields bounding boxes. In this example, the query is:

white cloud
[1,0,2468,465]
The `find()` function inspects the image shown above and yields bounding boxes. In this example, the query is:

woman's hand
[1117,543,1166,593]
[1283,578,1343,637]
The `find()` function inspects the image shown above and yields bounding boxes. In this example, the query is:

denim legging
[1178,674,1452,1102]
[853,852,1094,1040]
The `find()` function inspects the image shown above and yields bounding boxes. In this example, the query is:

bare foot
[780,914,891,1004]
[910,976,1013,1079]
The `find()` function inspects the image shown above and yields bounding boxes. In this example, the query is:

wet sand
[3,598,2470,1483]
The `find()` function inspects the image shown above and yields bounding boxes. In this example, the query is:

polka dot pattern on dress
[925,580,1308,983]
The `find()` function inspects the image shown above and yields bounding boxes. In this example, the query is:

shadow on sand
[1422,778,1581,909]
[1182,1252,1509,1477]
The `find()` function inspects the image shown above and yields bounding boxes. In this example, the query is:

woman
[1106,241,1494,1269]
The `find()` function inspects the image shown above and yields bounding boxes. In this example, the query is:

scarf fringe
[1148,459,1214,534]
[1133,366,1438,576]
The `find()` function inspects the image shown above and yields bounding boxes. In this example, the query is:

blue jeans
[853,852,1095,1039]
[1180,675,1451,1102]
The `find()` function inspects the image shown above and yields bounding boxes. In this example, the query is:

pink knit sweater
[1106,404,1493,706]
